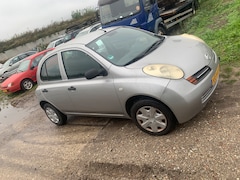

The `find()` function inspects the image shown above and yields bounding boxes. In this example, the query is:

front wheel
[157,26,167,35]
[21,79,34,91]
[130,99,176,136]
[43,103,67,125]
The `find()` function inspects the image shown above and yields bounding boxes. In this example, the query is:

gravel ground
[1,74,239,179]
[61,81,240,179]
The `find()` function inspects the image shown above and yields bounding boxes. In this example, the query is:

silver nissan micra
[35,26,219,135]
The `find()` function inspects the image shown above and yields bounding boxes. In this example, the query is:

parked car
[0,69,18,83]
[0,51,37,79]
[62,29,81,43]
[75,23,101,38]
[46,37,64,49]
[0,48,53,93]
[35,26,220,136]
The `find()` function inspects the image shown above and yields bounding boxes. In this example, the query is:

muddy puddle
[0,97,29,129]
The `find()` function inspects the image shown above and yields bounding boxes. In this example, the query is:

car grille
[186,66,211,85]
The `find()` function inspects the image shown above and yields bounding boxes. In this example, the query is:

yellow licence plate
[212,65,220,86]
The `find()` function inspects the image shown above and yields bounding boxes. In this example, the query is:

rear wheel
[43,103,67,125]
[21,79,34,91]
[130,99,176,136]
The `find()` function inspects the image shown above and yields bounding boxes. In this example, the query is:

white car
[75,23,101,38]
[46,38,64,49]
[0,51,37,80]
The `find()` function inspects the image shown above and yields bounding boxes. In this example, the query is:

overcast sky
[0,0,98,41]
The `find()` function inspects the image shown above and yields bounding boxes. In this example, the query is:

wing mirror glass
[85,68,108,80]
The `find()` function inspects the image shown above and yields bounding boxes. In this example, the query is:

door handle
[42,89,48,93]
[68,86,76,91]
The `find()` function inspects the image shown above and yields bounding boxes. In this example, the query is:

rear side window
[26,51,36,56]
[40,55,62,81]
[18,54,28,60]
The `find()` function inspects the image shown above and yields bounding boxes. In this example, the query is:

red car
[0,48,53,93]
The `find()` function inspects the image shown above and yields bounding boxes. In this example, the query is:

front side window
[61,50,102,79]
[40,55,62,81]
[10,57,19,65]
[99,0,140,24]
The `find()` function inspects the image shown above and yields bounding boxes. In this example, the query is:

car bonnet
[126,35,215,78]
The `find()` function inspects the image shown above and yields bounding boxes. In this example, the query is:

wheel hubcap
[23,80,33,90]
[45,107,60,124]
[136,106,167,133]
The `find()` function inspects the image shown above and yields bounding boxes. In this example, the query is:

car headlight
[143,64,184,79]
[7,82,13,88]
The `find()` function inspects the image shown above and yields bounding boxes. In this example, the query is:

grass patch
[0,84,37,101]
[182,0,240,65]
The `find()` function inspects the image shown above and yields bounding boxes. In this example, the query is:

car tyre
[43,103,67,125]
[157,26,167,35]
[21,79,34,91]
[131,99,176,136]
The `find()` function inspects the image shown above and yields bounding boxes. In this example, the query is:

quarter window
[40,55,62,81]
[61,50,102,79]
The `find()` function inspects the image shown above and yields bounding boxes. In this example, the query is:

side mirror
[85,68,107,80]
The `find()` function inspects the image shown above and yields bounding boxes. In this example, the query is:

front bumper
[161,55,220,124]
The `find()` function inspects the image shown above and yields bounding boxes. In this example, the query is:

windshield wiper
[104,16,124,24]
[146,37,165,53]
[124,38,164,66]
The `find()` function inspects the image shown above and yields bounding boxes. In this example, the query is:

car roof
[59,26,118,49]
[76,23,102,37]
[24,48,54,60]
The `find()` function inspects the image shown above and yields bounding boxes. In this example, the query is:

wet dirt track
[0,82,239,179]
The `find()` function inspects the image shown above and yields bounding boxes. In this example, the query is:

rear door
[38,54,73,112]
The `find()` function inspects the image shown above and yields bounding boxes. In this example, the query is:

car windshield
[99,0,140,25]
[87,27,164,66]
[3,59,11,68]
[17,59,31,72]
[76,28,89,38]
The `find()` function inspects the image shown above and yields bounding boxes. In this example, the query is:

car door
[61,49,123,115]
[38,54,74,112]
[9,56,20,72]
